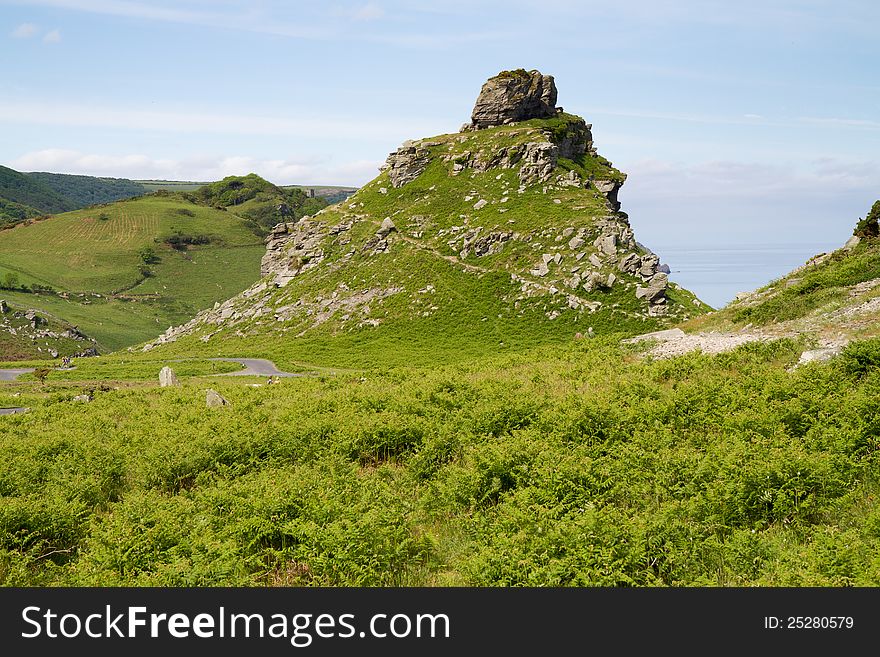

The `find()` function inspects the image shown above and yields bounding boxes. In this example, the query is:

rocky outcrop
[519,142,558,184]
[260,219,327,287]
[382,142,432,187]
[592,179,624,212]
[470,69,558,129]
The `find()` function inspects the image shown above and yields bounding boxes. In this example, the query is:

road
[0,407,27,415]
[210,358,303,378]
[0,368,34,381]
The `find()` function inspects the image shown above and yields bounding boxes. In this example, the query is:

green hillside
[0,194,266,353]
[26,172,146,208]
[3,333,880,586]
[0,299,98,360]
[189,174,329,235]
[0,197,41,227]
[0,165,74,222]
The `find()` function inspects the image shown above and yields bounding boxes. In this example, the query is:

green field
[0,196,265,351]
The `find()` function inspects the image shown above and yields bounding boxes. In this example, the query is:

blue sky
[1,1,878,303]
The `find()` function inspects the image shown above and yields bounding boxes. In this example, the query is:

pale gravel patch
[639,331,772,359]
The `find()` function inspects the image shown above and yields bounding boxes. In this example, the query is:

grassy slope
[0,196,265,352]
[0,301,95,360]
[150,115,707,368]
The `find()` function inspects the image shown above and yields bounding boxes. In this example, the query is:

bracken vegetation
[1,336,879,585]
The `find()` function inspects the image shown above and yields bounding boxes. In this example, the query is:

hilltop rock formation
[470,69,558,129]
[140,70,708,353]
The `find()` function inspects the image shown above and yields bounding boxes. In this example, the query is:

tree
[1,272,19,290]
[138,246,159,264]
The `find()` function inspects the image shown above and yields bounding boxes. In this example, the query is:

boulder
[796,347,843,366]
[635,272,668,304]
[159,366,179,387]
[470,69,558,130]
[206,389,229,408]
[72,394,92,403]
[377,217,397,237]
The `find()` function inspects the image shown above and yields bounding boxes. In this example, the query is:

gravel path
[624,328,771,358]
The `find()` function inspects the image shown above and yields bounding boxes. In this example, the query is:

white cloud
[11,22,38,37]
[10,148,381,186]
[42,28,61,42]
[0,99,443,141]
[617,157,880,252]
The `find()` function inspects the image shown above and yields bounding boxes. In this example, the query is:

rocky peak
[470,69,558,129]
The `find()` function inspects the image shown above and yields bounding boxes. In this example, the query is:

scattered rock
[159,366,179,387]
[72,394,92,403]
[796,347,843,366]
[473,199,488,210]
[206,389,229,408]
[377,217,397,237]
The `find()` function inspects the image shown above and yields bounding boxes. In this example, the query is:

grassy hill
[3,71,878,589]
[189,173,328,236]
[0,194,266,353]
[0,166,151,229]
[142,112,708,368]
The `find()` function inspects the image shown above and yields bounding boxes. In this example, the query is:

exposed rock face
[470,69,558,129]
[159,366,179,387]
[519,142,558,184]
[383,142,431,188]
[260,219,327,287]
[592,179,624,212]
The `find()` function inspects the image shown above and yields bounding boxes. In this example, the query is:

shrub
[840,338,880,378]
[853,201,880,239]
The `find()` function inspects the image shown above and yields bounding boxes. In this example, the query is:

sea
[651,242,837,310]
